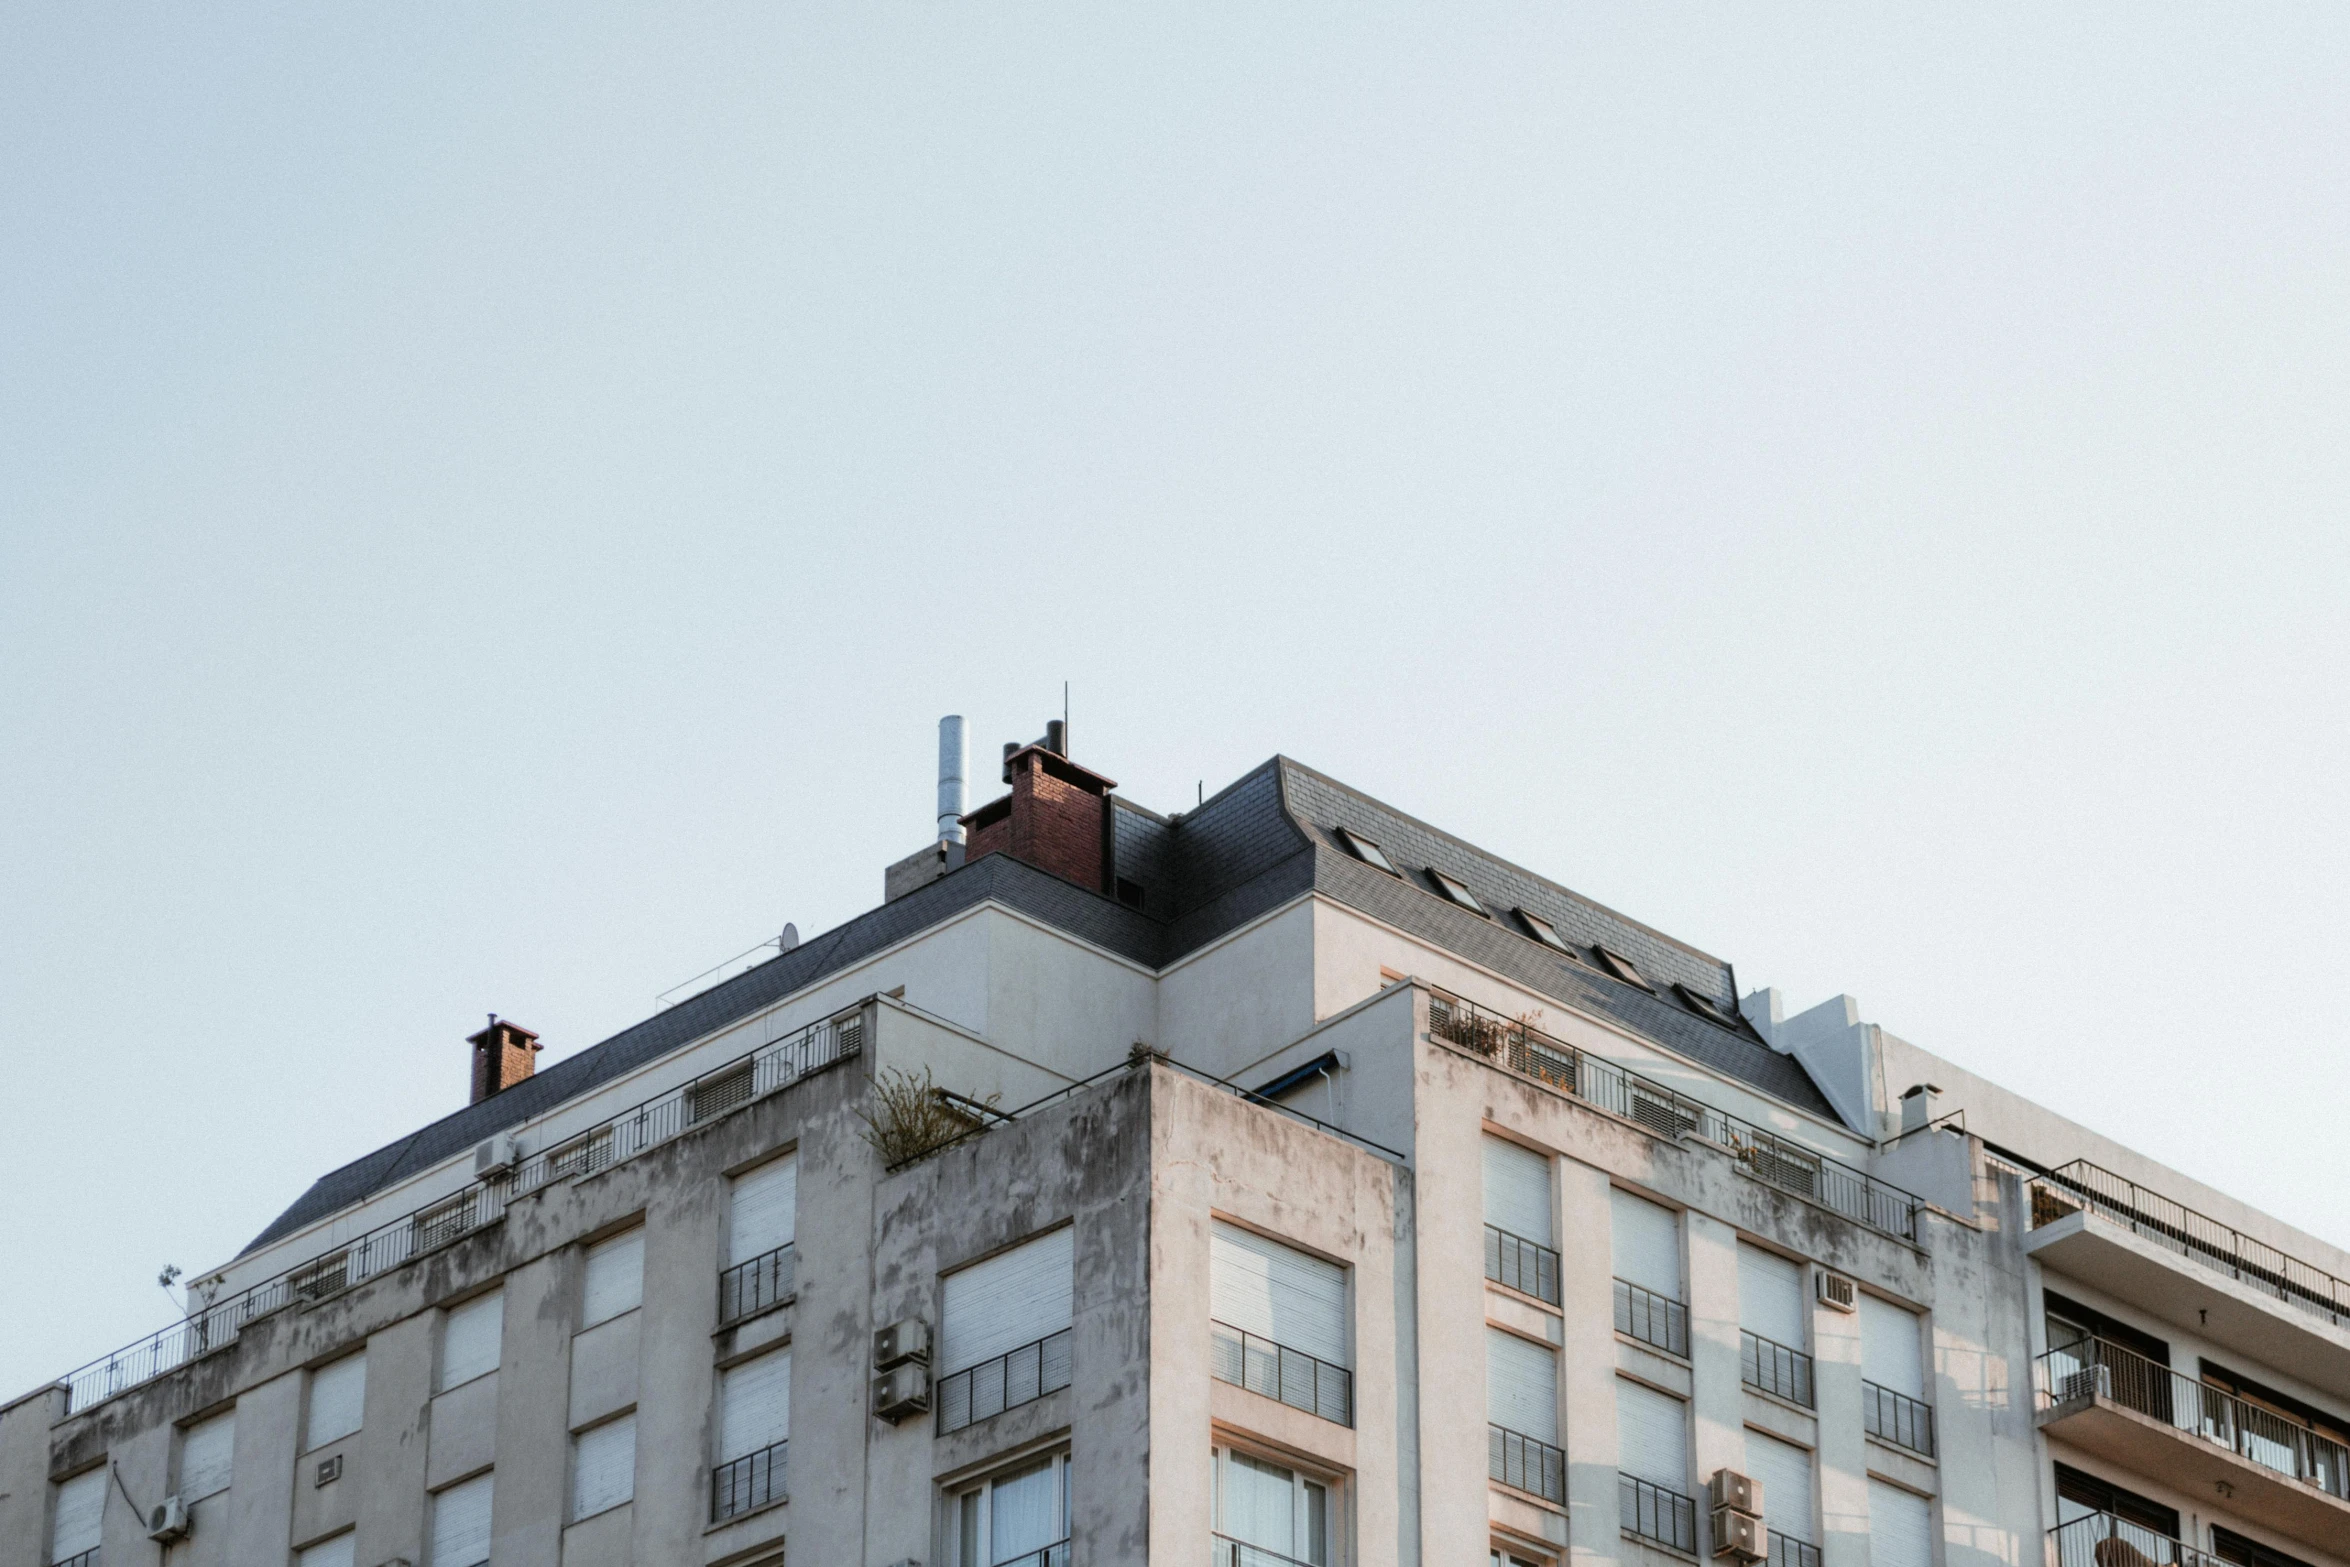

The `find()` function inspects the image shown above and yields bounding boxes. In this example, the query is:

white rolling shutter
[1861,1295,1925,1397]
[1210,1222,1349,1367]
[297,1533,356,1567]
[50,1469,105,1560]
[1615,1379,1687,1491]
[440,1291,504,1392]
[430,1471,494,1567]
[1483,1136,1552,1244]
[1738,1245,1806,1348]
[1610,1190,1680,1296]
[570,1414,636,1521]
[180,1410,236,1501]
[729,1157,797,1264]
[581,1231,644,1327]
[941,1227,1076,1376]
[1745,1430,1814,1543]
[306,1354,367,1449]
[1485,1327,1559,1444]
[720,1349,792,1460]
[1868,1480,1933,1567]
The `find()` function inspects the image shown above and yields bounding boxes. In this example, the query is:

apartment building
[5,721,2346,1567]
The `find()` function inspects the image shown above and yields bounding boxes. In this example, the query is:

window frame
[1592,946,1652,991]
[944,1447,1072,1567]
[568,1410,638,1524]
[1428,868,1488,916]
[1333,827,1397,875]
[437,1288,505,1394]
[1513,909,1572,954]
[1211,1439,1342,1567]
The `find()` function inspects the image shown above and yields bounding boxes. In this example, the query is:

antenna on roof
[1063,681,1070,757]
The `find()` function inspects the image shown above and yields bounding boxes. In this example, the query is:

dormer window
[1594,946,1652,991]
[1674,983,1733,1026]
[1335,827,1397,875]
[1516,909,1571,952]
[1429,869,1486,916]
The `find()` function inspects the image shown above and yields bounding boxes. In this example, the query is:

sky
[3,6,2346,1403]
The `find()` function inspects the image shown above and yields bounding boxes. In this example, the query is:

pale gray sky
[4,7,2346,1401]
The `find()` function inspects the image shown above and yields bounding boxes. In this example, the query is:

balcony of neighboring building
[2035,1336,2350,1556]
[2025,1162,2350,1402]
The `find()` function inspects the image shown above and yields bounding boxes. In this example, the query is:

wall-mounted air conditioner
[873,1318,930,1370]
[1711,1507,1767,1563]
[147,1496,192,1544]
[1816,1269,1857,1312]
[474,1133,521,1179]
[873,1362,931,1422]
[1709,1469,1763,1518]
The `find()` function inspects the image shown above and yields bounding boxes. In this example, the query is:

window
[1487,1327,1563,1503]
[50,1468,105,1564]
[952,1451,1070,1567]
[1616,1380,1688,1493]
[439,1291,504,1392]
[1865,1480,1931,1567]
[546,1129,612,1181]
[1745,1430,1816,1551]
[306,1354,366,1450]
[2212,1526,2318,1567]
[1333,827,1396,875]
[178,1409,235,1502]
[714,1349,791,1519]
[1429,869,1487,915]
[1492,1551,1547,1567]
[730,1157,798,1263]
[938,1228,1075,1432]
[1862,1295,1933,1455]
[1593,946,1651,990]
[1674,982,1734,1026]
[571,1413,636,1522]
[1514,908,1571,952]
[1483,1135,1558,1304]
[690,1059,756,1123]
[290,1249,352,1302]
[1212,1446,1330,1567]
[1115,876,1146,910]
[413,1191,477,1252]
[1738,1244,1812,1405]
[430,1472,494,1567]
[1209,1221,1351,1424]
[2052,1463,2178,1538]
[297,1534,356,1567]
[581,1229,644,1328]
[1612,1190,1686,1355]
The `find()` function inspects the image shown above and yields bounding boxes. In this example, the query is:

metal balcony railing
[1427,991,1921,1244]
[718,1244,796,1327]
[1489,1423,1566,1503]
[54,1552,99,1567]
[63,1011,863,1415]
[1742,1329,1815,1408]
[711,1438,787,1522]
[2037,1337,2350,1499]
[1615,1278,1689,1358]
[2029,1161,2350,1330]
[1618,1473,1697,1554]
[997,1542,1071,1567]
[936,1327,1074,1435]
[2049,1511,2223,1567]
[1211,1534,1320,1567]
[1486,1224,1561,1305]
[1769,1533,1821,1567]
[1863,1380,1936,1457]
[1210,1321,1353,1426]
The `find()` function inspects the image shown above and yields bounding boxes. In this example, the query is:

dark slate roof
[248,755,1832,1252]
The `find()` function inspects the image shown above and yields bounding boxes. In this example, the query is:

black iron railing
[1489,1423,1566,1503]
[1486,1224,1561,1305]
[1769,1533,1821,1567]
[1210,1320,1353,1426]
[1741,1329,1814,1408]
[1428,991,1920,1244]
[2049,1511,2222,1567]
[996,1542,1071,1567]
[1614,1278,1689,1358]
[1618,1473,1697,1553]
[54,1552,99,1567]
[718,1244,796,1327]
[2036,1337,2349,1499]
[711,1437,787,1522]
[1211,1535,1318,1567]
[64,1011,863,1415]
[936,1327,1073,1435]
[1863,1380,1936,1458]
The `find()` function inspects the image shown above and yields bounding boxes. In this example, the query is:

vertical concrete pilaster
[630,1159,724,1563]
[1814,1290,1869,1567]
[798,1105,876,1565]
[0,1387,65,1567]
[1559,1157,1622,1567]
[1147,1068,1218,1567]
[1686,1211,1745,1551]
[97,1414,169,1564]
[356,1313,433,1564]
[224,1373,301,1563]
[491,1249,571,1567]
[1415,1056,1493,1567]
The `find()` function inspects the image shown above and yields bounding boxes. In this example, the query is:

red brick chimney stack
[960,728,1117,894]
[469,1015,542,1103]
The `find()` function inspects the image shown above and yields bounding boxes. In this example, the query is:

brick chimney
[960,740,1117,894]
[469,1015,542,1103]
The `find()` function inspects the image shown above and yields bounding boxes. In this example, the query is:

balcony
[936,1327,1073,1435]
[1863,1381,1936,1459]
[1487,1224,1561,1306]
[1615,1279,1690,1358]
[1741,1330,1814,1408]
[1211,1535,1315,1567]
[1490,1423,1567,1504]
[2035,1338,2350,1555]
[1618,1473,1697,1554]
[1768,1535,1820,1567]
[717,1243,796,1327]
[711,1438,786,1522]
[2049,1512,2222,1567]
[1211,1321,1353,1426]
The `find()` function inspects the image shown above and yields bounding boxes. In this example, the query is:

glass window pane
[1224,1452,1297,1553]
[1304,1479,1329,1566]
[990,1457,1060,1561]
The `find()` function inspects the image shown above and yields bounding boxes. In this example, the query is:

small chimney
[962,726,1117,893]
[1899,1082,1944,1136]
[938,715,967,844]
[469,1014,542,1103]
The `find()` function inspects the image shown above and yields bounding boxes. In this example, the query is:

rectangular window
[713,1351,790,1520]
[1334,827,1396,874]
[942,1228,1075,1376]
[1860,1295,1924,1398]
[954,1451,1071,1567]
[581,1230,644,1328]
[1615,1379,1687,1492]
[1745,1430,1815,1548]
[50,1468,105,1563]
[439,1291,504,1393]
[1212,1446,1329,1567]
[178,1410,235,1502]
[729,1156,797,1264]
[1430,869,1487,914]
[1209,1221,1352,1424]
[297,1533,356,1567]
[1486,1327,1559,1446]
[690,1059,756,1123]
[1515,908,1571,951]
[1866,1480,1932,1567]
[306,1354,366,1450]
[430,1471,494,1567]
[1738,1245,1805,1348]
[1610,1190,1680,1297]
[570,1413,636,1522]
[1483,1136,1552,1246]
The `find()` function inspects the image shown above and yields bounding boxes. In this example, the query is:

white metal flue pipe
[937,715,967,842]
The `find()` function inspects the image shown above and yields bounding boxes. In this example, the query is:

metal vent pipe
[937,715,967,842]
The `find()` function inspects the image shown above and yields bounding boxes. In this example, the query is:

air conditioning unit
[1711,1507,1767,1563]
[874,1317,931,1370]
[474,1133,521,1180]
[2058,1364,2111,1403]
[147,1495,193,1544]
[1709,1468,1764,1518]
[1816,1270,1858,1312]
[873,1362,932,1423]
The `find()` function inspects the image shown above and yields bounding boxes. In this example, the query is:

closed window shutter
[180,1411,236,1501]
[720,1350,792,1460]
[306,1354,367,1449]
[1868,1480,1933,1567]
[440,1292,504,1392]
[1738,1245,1806,1348]
[1745,1430,1815,1543]
[729,1157,797,1264]
[297,1533,356,1567]
[1210,1222,1348,1367]
[1861,1295,1925,1397]
[1610,1190,1680,1297]
[1485,1327,1559,1444]
[1483,1137,1552,1243]
[582,1231,644,1327]
[430,1472,494,1567]
[941,1228,1076,1375]
[50,1469,105,1559]
[1615,1379,1687,1490]
[570,1414,636,1521]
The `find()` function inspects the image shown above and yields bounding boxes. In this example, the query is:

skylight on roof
[1675,983,1733,1026]
[1516,908,1570,952]
[1428,869,1486,915]
[1335,827,1397,875]
[1594,946,1652,990]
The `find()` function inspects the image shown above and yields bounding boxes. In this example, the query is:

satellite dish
[778,923,800,953]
